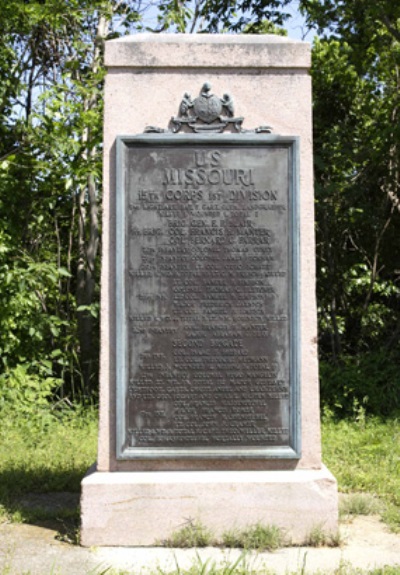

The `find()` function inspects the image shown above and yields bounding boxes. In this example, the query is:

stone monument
[81,34,338,546]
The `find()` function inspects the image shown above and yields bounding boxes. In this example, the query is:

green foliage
[151,0,291,33]
[0,239,72,366]
[310,12,400,415]
[0,364,61,424]
[244,20,288,35]
[0,1,142,401]
[382,505,400,534]
[366,569,400,575]
[320,352,400,417]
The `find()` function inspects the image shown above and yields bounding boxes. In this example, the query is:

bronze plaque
[116,134,300,459]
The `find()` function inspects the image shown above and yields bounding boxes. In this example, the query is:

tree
[304,1,400,414]
[0,1,143,399]
[151,0,291,32]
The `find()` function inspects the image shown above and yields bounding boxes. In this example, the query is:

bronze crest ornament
[145,83,272,134]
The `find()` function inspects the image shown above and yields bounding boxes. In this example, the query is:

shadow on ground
[0,468,82,544]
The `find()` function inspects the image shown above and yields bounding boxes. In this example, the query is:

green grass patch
[0,405,98,525]
[0,406,97,496]
[340,493,381,517]
[160,520,214,547]
[322,415,400,531]
[303,524,342,547]
[161,522,286,551]
[222,524,285,551]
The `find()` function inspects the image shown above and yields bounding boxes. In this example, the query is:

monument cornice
[105,33,311,70]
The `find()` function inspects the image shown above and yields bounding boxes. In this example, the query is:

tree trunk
[76,13,109,396]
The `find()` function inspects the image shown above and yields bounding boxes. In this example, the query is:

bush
[0,362,63,430]
[320,351,400,417]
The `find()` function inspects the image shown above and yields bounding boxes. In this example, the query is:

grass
[0,406,97,496]
[154,564,400,575]
[303,524,342,547]
[0,405,98,532]
[339,493,382,517]
[160,519,214,547]
[163,521,340,551]
[160,522,286,550]
[222,524,286,551]
[152,561,400,575]
[157,553,274,575]
[322,415,400,532]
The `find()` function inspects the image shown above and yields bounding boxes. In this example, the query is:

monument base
[80,466,338,547]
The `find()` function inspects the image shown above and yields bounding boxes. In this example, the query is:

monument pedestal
[81,467,338,546]
[81,34,338,546]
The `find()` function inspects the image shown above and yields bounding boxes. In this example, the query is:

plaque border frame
[115,133,301,460]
